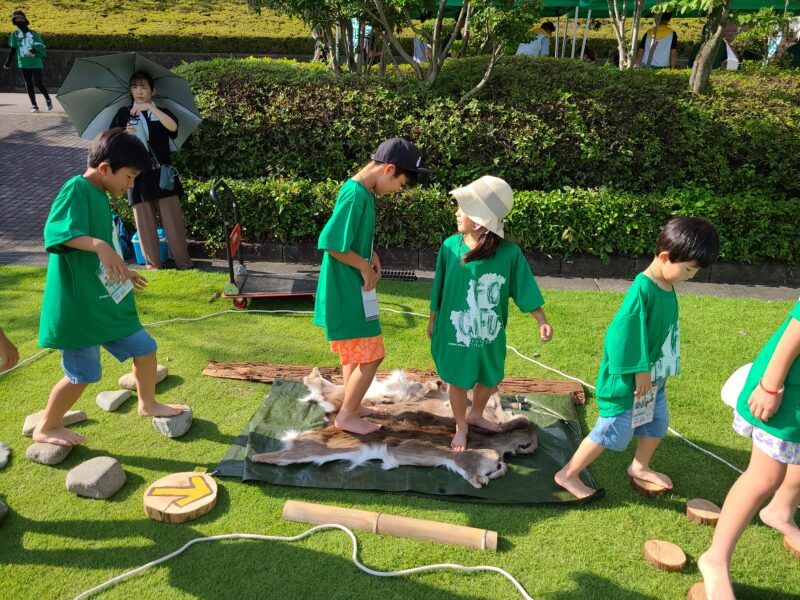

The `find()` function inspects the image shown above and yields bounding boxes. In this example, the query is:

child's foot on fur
[554,468,596,499]
[466,414,502,432]
[451,427,468,451]
[627,465,673,489]
[760,506,800,545]
[334,412,381,435]
[697,552,736,600]
[32,425,85,446]
[358,405,386,417]
[138,403,185,417]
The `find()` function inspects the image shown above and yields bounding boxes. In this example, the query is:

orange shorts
[330,335,385,366]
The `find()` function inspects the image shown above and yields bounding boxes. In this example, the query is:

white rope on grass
[73,524,535,600]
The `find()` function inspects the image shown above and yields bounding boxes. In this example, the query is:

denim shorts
[59,328,157,384]
[588,380,669,451]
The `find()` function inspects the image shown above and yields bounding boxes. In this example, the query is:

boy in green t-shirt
[555,217,719,499]
[313,138,429,435]
[33,129,186,447]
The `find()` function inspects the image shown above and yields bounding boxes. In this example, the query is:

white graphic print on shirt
[651,322,680,379]
[450,273,506,347]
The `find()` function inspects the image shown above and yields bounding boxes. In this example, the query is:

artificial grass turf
[0,266,798,599]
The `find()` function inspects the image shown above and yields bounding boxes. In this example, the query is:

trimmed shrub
[110,178,798,265]
[173,57,800,198]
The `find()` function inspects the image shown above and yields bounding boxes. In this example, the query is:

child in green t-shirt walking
[698,303,800,600]
[555,217,719,499]
[33,129,186,447]
[313,138,428,435]
[428,176,553,451]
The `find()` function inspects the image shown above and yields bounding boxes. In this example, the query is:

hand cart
[210,179,318,309]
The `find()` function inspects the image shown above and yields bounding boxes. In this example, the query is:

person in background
[3,10,52,113]
[516,22,556,57]
[636,12,678,69]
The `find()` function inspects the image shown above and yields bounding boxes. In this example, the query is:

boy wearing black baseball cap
[313,138,428,435]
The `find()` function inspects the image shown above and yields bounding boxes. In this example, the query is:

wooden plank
[202,361,586,404]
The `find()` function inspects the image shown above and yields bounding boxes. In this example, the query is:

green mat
[217,379,602,504]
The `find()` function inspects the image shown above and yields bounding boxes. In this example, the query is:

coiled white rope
[73,524,535,600]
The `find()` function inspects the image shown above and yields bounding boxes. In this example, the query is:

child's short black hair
[129,70,154,89]
[87,128,151,173]
[541,22,556,33]
[371,160,419,187]
[655,216,719,269]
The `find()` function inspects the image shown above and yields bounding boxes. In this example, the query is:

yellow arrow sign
[148,475,213,507]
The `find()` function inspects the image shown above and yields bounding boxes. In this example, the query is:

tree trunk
[689,0,731,95]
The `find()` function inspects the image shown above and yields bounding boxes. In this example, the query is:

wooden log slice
[784,535,800,559]
[687,582,707,600]
[144,471,217,524]
[686,499,721,526]
[643,539,687,572]
[631,476,668,498]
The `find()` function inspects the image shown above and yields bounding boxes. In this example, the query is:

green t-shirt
[313,178,381,341]
[38,176,142,349]
[595,273,680,417]
[8,29,45,69]
[429,234,545,389]
[736,302,800,442]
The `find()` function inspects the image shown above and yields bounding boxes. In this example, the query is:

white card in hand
[97,265,133,304]
[361,287,379,321]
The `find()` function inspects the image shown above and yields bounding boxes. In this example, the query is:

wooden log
[643,539,687,572]
[202,361,586,404]
[687,582,707,600]
[282,500,498,551]
[686,499,721,526]
[631,476,668,498]
[784,535,800,559]
[144,472,217,524]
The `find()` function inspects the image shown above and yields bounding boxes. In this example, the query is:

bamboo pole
[283,500,498,551]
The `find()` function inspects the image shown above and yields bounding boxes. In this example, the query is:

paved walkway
[0,92,796,301]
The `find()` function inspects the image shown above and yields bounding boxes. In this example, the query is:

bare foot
[627,465,673,489]
[760,506,800,546]
[697,552,736,600]
[358,404,386,417]
[32,426,85,446]
[138,403,185,417]
[451,427,468,452]
[334,412,381,435]
[466,413,503,432]
[554,467,597,499]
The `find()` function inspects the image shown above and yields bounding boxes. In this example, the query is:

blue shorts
[59,328,157,385]
[588,380,669,452]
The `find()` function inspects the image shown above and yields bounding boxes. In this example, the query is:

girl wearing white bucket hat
[428,175,553,451]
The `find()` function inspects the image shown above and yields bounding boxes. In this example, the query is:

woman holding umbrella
[110,70,193,270]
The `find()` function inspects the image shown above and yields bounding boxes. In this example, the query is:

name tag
[361,288,379,322]
[97,265,133,304]
[632,386,657,428]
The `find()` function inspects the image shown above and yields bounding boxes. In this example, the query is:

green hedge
[110,178,798,264]
[173,57,800,199]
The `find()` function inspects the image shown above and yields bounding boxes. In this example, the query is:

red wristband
[759,379,784,395]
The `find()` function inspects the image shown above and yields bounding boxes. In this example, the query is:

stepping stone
[66,456,126,499]
[152,406,193,438]
[784,535,800,559]
[643,539,687,572]
[0,500,7,522]
[118,364,168,391]
[26,442,72,465]
[23,410,86,437]
[96,390,132,412]
[687,582,706,600]
[0,443,10,469]
[630,476,669,498]
[686,498,721,526]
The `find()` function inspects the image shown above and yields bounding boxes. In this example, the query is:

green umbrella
[57,52,201,149]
